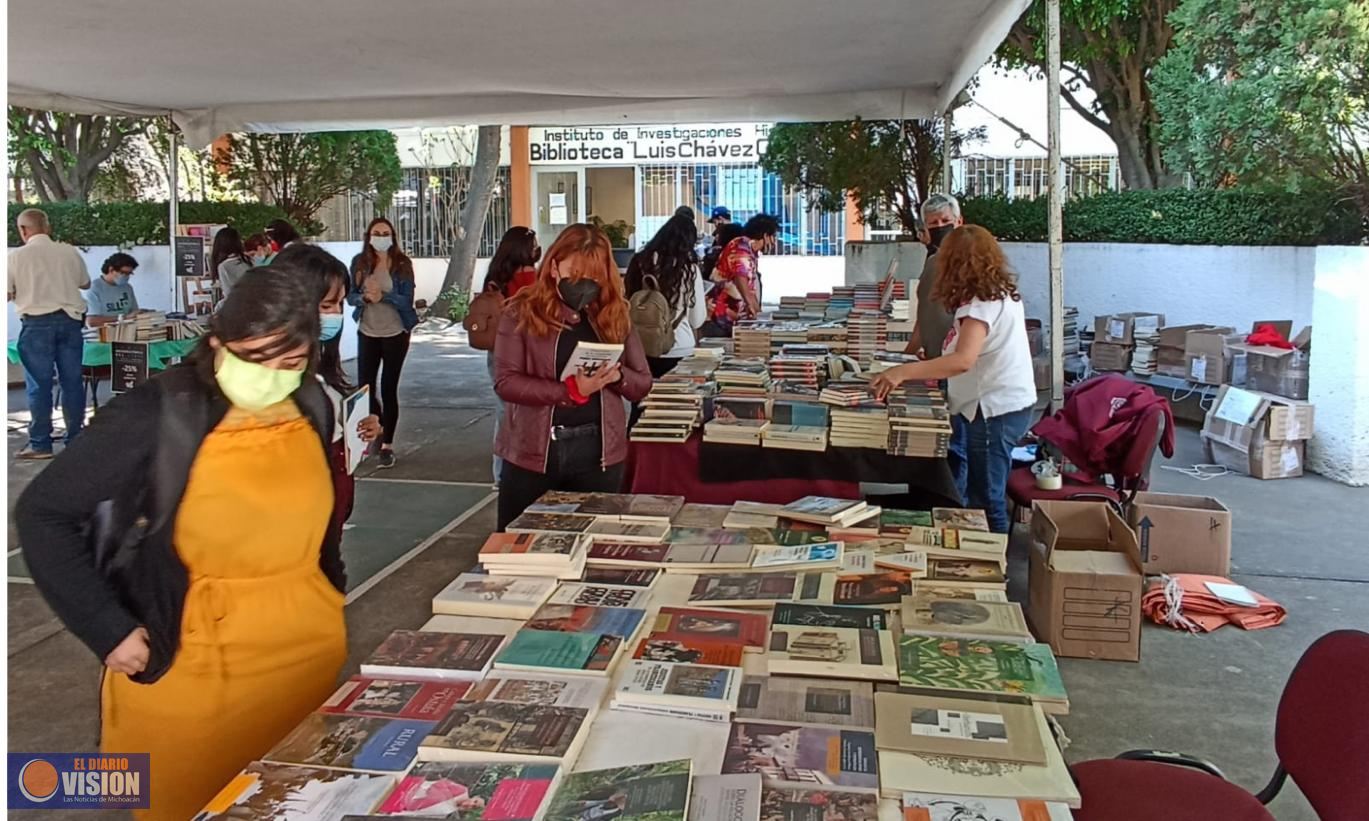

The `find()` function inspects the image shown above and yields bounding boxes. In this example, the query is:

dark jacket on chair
[493,303,652,473]
[14,360,342,684]
[1032,373,1175,482]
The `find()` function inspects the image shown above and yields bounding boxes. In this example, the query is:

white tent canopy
[10,0,1028,145]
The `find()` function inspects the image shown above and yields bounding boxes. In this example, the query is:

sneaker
[16,446,54,461]
[377,449,397,470]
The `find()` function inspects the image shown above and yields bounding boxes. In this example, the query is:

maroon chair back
[1118,406,1166,493]
[1275,629,1369,819]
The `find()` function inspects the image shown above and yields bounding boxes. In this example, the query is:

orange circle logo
[18,759,60,802]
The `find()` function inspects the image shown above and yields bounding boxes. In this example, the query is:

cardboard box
[1029,500,1143,662]
[1183,326,1241,385]
[1229,326,1311,400]
[1095,312,1166,345]
[1154,346,1189,378]
[1201,385,1313,479]
[1127,492,1232,576]
[1090,341,1133,372]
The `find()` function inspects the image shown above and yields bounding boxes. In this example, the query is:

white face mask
[370,235,394,253]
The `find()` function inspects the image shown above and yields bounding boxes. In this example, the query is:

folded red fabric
[1142,573,1287,633]
[1246,323,1295,349]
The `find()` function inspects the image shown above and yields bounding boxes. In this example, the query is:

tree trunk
[435,125,502,317]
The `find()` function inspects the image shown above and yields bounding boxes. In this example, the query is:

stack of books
[768,353,825,390]
[703,418,768,445]
[772,399,830,428]
[868,350,920,375]
[830,404,890,449]
[478,531,592,580]
[761,424,829,452]
[828,286,855,320]
[889,297,912,321]
[886,384,953,457]
[714,358,771,397]
[733,326,772,360]
[819,379,878,407]
[806,324,848,354]
[632,381,706,443]
[1132,327,1159,375]
[847,311,888,365]
[803,291,831,319]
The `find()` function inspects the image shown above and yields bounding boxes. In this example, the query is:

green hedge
[960,189,1365,246]
[6,201,289,248]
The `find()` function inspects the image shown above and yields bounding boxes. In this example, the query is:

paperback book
[779,496,869,526]
[924,558,1008,589]
[420,701,592,764]
[634,636,745,667]
[495,629,622,675]
[896,636,1069,712]
[766,625,898,682]
[931,508,991,532]
[688,572,817,607]
[688,774,762,821]
[361,631,505,682]
[723,721,879,791]
[879,508,936,537]
[751,542,843,570]
[613,660,742,715]
[558,341,624,381]
[505,512,598,536]
[464,672,609,710]
[542,759,693,821]
[901,597,1033,642]
[832,571,915,606]
[772,602,889,630]
[907,583,1010,603]
[649,606,770,650]
[901,793,1074,821]
[548,582,649,609]
[525,603,647,640]
[193,763,396,821]
[672,503,732,529]
[589,541,755,571]
[873,691,1047,765]
[872,551,929,575]
[585,518,671,544]
[583,567,660,588]
[759,787,878,821]
[321,676,469,722]
[265,713,434,772]
[734,676,876,728]
[432,574,558,619]
[376,762,559,820]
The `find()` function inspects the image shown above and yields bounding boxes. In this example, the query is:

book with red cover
[320,676,469,722]
[650,606,769,649]
[376,761,557,819]
[633,636,745,667]
[833,571,914,606]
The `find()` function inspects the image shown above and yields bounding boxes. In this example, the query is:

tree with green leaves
[760,119,983,236]
[7,107,148,202]
[1154,0,1369,222]
[998,0,1178,190]
[221,130,402,232]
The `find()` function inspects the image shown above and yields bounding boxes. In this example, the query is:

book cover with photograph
[879,508,935,536]
[265,713,434,772]
[924,558,1007,588]
[759,786,878,821]
[751,542,843,570]
[192,762,395,821]
[723,722,879,791]
[901,597,1032,641]
[833,571,914,606]
[548,582,649,609]
[931,508,991,532]
[583,567,660,588]
[766,625,898,682]
[907,583,1010,603]
[377,761,558,820]
[688,774,762,821]
[896,637,1068,709]
[650,606,770,649]
[780,496,868,524]
[735,676,875,728]
[672,503,732,529]
[688,572,806,607]
[421,701,590,763]
[432,574,558,618]
[874,691,1046,764]
[361,631,505,682]
[901,792,1074,821]
[526,603,646,639]
[480,531,587,560]
[633,636,744,667]
[615,660,741,710]
[495,629,622,675]
[772,602,888,631]
[321,676,469,722]
[543,759,693,821]
[464,672,608,710]
[506,512,598,536]
[527,490,592,512]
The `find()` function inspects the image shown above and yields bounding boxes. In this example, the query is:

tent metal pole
[167,115,180,312]
[942,108,954,194]
[1046,0,1065,409]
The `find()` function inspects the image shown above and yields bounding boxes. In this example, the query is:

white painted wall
[1306,247,1369,485]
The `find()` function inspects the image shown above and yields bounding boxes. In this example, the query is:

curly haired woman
[871,225,1036,533]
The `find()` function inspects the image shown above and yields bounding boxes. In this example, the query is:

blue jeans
[18,311,86,451]
[487,351,503,484]
[955,406,1033,534]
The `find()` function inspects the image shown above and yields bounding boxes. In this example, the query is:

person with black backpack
[624,213,708,379]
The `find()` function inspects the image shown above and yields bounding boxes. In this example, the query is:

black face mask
[558,278,601,312]
[927,224,956,254]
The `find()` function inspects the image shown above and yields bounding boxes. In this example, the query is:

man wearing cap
[709,206,732,229]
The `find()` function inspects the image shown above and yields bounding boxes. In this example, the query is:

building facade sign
[528,123,772,165]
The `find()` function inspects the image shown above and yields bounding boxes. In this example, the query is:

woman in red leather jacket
[493,223,652,529]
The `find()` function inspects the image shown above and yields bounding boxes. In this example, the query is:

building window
[345,166,513,258]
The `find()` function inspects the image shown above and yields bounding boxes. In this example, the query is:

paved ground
[8,326,1366,821]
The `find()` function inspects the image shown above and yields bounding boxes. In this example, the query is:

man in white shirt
[7,208,90,459]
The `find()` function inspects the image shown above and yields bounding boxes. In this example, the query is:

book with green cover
[542,759,692,821]
[879,508,935,536]
[495,629,621,675]
[895,636,1069,713]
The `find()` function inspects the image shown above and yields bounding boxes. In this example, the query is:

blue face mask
[114,274,131,286]
[319,312,344,341]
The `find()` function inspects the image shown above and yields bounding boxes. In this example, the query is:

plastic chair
[1070,629,1369,820]
[1008,405,1166,518]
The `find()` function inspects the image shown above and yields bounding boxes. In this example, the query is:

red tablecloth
[625,435,860,505]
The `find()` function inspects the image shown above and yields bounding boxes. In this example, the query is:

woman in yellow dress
[17,265,348,819]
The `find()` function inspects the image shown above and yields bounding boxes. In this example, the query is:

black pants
[497,436,626,530]
[357,331,411,445]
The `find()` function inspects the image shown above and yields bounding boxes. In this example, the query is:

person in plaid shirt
[708,213,780,331]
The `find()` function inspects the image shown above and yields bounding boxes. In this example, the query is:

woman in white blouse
[871,225,1036,533]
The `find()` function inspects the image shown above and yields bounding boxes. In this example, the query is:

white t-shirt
[665,272,709,359]
[943,296,1037,420]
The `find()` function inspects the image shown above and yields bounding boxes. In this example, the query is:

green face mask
[214,347,304,410]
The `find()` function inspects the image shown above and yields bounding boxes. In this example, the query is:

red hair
[508,224,631,343]
[932,224,1021,309]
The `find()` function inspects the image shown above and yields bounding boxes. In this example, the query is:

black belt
[551,423,600,441]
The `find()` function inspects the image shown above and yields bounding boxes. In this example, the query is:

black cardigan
[14,361,344,683]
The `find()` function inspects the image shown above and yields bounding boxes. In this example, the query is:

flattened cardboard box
[1090,342,1133,373]
[1127,492,1231,576]
[1029,501,1142,662]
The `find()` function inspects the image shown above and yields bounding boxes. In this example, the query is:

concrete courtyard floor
[8,327,1366,820]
